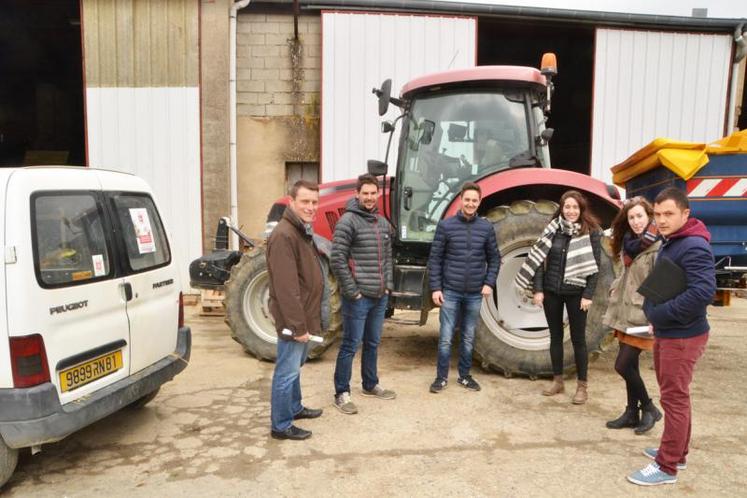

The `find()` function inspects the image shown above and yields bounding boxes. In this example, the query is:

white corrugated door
[591,28,733,184]
[85,87,201,292]
[322,12,476,182]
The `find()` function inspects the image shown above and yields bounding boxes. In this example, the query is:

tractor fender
[443,168,620,222]
[267,178,392,241]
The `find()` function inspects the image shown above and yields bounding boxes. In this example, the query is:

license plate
[59,350,123,392]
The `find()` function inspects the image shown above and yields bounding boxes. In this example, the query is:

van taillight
[178,292,184,328]
[10,334,51,388]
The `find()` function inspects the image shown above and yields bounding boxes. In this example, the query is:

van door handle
[122,282,133,301]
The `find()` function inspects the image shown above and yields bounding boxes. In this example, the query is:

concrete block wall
[236,13,321,117]
[233,11,322,240]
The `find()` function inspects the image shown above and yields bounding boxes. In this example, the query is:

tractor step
[389,290,420,298]
[386,317,421,325]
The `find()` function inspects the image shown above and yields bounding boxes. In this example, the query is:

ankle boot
[572,380,588,404]
[606,405,640,429]
[542,375,565,396]
[635,401,663,434]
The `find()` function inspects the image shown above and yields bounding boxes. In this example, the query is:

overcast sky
[430,1,747,20]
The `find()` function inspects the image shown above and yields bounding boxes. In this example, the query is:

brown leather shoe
[572,380,588,404]
[542,375,565,396]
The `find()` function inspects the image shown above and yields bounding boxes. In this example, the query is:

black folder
[637,257,687,305]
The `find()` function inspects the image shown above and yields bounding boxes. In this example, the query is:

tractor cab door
[395,90,533,242]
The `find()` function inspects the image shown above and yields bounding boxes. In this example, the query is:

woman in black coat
[515,190,602,404]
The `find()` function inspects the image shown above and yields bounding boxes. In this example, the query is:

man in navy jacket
[427,182,500,393]
[627,187,715,487]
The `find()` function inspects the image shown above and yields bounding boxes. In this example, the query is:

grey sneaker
[361,384,396,400]
[627,462,677,486]
[334,392,358,415]
[643,447,687,470]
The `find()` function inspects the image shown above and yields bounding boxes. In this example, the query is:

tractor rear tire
[0,436,18,489]
[224,247,342,361]
[474,200,615,378]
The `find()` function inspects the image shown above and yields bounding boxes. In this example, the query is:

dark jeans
[334,294,388,395]
[654,333,708,476]
[542,291,588,380]
[270,338,311,432]
[436,290,482,380]
[614,343,651,408]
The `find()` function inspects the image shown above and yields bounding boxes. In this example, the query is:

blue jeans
[334,294,388,394]
[271,338,311,432]
[437,290,483,380]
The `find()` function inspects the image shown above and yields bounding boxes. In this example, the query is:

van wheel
[0,437,18,489]
[224,247,342,361]
[474,200,615,378]
[129,388,160,409]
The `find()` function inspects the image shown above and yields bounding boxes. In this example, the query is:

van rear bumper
[0,326,191,449]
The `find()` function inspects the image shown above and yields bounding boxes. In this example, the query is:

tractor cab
[372,59,557,244]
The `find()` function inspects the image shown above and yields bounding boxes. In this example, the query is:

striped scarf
[514,216,599,291]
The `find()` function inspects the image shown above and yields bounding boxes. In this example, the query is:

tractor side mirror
[373,79,392,116]
[367,159,388,176]
[536,127,554,146]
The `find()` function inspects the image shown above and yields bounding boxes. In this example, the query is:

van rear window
[33,193,111,286]
[111,194,171,272]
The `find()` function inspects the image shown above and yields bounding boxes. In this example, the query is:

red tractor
[192,54,621,378]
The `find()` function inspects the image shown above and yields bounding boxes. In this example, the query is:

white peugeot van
[0,167,191,487]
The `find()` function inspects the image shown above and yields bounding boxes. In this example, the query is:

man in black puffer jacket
[427,182,500,393]
[331,174,395,415]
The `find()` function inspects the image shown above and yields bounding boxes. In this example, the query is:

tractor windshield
[397,90,535,242]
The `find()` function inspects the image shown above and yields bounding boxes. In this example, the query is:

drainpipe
[230,0,251,249]
[727,23,746,134]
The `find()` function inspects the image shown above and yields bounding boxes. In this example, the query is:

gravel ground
[4,298,746,497]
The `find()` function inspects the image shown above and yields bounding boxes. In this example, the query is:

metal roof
[249,0,746,32]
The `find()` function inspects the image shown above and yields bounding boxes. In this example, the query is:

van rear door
[107,191,179,373]
[4,170,131,404]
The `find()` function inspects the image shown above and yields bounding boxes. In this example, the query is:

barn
[1,0,745,288]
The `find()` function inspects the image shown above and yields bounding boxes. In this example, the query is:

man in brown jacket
[268,180,324,440]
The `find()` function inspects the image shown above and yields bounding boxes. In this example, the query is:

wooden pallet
[182,293,200,306]
[200,289,225,316]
